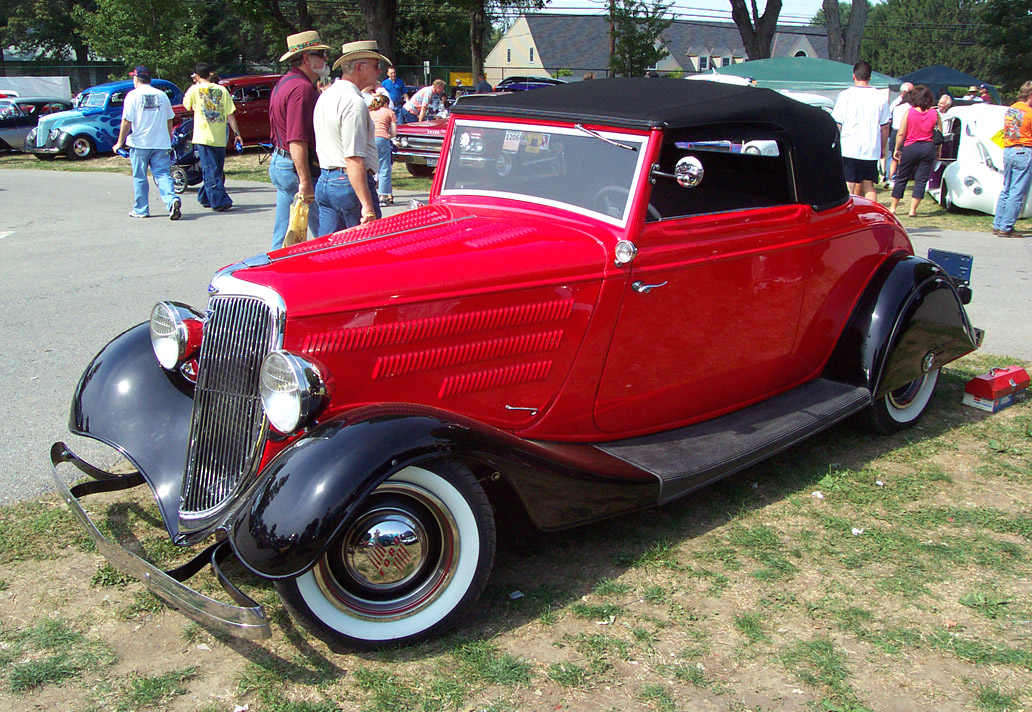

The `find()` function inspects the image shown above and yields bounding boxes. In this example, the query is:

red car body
[53,78,980,650]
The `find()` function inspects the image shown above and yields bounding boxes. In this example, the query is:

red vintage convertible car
[52,78,980,648]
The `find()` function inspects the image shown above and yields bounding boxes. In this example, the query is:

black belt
[273,146,291,158]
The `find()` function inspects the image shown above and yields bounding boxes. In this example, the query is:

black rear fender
[825,253,979,397]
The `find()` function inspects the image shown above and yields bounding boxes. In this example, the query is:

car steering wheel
[592,185,661,221]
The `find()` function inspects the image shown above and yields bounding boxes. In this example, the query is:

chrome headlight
[26,128,36,142]
[49,128,62,141]
[149,301,202,370]
[259,351,327,434]
[399,136,409,148]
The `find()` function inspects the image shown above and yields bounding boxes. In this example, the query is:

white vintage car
[930,104,1032,218]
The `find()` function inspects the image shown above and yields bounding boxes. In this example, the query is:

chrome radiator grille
[180,295,277,527]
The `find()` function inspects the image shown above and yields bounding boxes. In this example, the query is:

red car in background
[173,74,281,148]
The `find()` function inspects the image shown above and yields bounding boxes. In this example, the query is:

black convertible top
[454,77,848,211]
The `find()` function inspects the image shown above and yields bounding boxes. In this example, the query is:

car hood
[396,119,447,136]
[224,204,609,318]
[35,107,106,132]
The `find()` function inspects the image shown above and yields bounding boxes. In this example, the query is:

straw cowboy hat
[279,30,332,62]
[332,40,391,71]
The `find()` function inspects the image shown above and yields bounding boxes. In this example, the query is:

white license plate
[427,156,438,167]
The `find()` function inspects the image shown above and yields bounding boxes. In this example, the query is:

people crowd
[112,44,1029,241]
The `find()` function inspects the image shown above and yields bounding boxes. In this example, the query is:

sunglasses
[307,50,328,59]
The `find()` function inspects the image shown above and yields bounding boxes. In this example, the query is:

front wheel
[405,163,435,178]
[66,135,94,160]
[940,180,957,212]
[171,166,188,194]
[859,368,940,434]
[276,460,495,649]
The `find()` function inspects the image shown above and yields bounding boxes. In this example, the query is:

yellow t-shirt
[183,81,236,147]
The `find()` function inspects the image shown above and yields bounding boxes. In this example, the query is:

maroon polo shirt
[269,66,318,153]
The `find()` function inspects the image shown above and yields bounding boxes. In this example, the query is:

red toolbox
[963,366,1030,413]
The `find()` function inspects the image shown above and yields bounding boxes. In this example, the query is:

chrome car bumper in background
[50,442,271,640]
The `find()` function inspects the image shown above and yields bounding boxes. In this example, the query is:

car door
[0,101,31,149]
[594,133,813,434]
[230,81,274,145]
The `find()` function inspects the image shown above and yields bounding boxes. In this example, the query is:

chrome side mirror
[675,156,704,188]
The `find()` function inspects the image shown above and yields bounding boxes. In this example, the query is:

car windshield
[440,120,649,225]
[0,100,22,118]
[79,92,108,108]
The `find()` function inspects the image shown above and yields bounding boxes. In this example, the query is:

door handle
[632,280,667,294]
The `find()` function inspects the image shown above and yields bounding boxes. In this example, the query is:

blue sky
[534,0,830,27]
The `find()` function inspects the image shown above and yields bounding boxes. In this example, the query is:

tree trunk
[294,0,309,33]
[470,0,486,79]
[823,0,843,62]
[358,0,397,66]
[729,0,782,60]
[842,1,868,65]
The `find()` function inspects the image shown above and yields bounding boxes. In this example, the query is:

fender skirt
[825,254,979,397]
[70,315,200,542]
[229,408,658,580]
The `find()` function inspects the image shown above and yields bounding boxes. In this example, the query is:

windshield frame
[79,92,108,109]
[439,118,651,228]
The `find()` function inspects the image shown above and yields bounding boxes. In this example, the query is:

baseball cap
[129,66,151,80]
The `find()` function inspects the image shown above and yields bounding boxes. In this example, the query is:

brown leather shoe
[993,228,1025,238]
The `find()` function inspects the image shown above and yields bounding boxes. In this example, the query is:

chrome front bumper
[50,442,271,640]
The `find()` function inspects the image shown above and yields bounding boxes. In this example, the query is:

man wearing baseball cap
[113,66,181,220]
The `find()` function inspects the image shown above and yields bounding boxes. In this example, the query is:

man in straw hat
[312,40,389,233]
[267,30,331,249]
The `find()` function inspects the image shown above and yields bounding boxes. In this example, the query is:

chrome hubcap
[888,374,925,409]
[315,481,459,621]
[344,509,427,590]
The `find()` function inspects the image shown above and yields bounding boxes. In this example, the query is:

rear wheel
[406,163,435,178]
[276,460,495,649]
[859,368,940,434]
[66,135,95,160]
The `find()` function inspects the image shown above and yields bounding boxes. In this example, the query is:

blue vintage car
[25,78,183,159]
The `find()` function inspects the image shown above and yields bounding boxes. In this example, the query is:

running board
[596,379,871,504]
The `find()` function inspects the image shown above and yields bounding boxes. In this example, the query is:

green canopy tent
[714,57,898,96]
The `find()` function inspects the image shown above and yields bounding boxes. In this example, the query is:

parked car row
[0,96,73,152]
[53,78,980,650]
[19,74,281,160]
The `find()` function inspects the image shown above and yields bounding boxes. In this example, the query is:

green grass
[116,667,198,711]
[1,618,117,692]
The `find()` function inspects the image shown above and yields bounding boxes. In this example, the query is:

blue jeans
[268,152,320,250]
[398,108,419,125]
[376,137,392,197]
[993,146,1032,231]
[315,169,380,236]
[196,144,231,210]
[130,148,177,216]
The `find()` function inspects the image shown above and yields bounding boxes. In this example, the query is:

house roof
[454,77,847,211]
[521,14,829,71]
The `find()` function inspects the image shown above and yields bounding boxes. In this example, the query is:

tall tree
[3,0,95,62]
[980,0,1032,93]
[358,0,397,67]
[729,0,781,60]
[607,0,673,77]
[74,0,199,82]
[858,0,996,83]
[820,0,867,64]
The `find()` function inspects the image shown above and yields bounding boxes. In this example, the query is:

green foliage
[608,0,673,77]
[859,0,1000,87]
[117,667,197,711]
[2,617,117,693]
[980,0,1032,93]
[811,1,855,27]
[74,0,201,83]
[2,0,94,60]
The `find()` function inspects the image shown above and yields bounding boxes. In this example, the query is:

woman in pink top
[369,94,397,206]
[890,84,942,218]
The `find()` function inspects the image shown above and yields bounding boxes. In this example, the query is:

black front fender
[70,314,199,540]
[825,254,979,396]
[229,408,658,580]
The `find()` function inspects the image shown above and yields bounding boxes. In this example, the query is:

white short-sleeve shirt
[314,79,377,173]
[121,83,174,150]
[832,85,891,161]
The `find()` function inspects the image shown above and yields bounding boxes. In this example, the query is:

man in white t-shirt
[313,41,387,234]
[884,81,913,184]
[832,61,891,201]
[112,66,181,220]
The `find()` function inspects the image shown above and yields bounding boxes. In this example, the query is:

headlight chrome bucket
[259,350,327,434]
